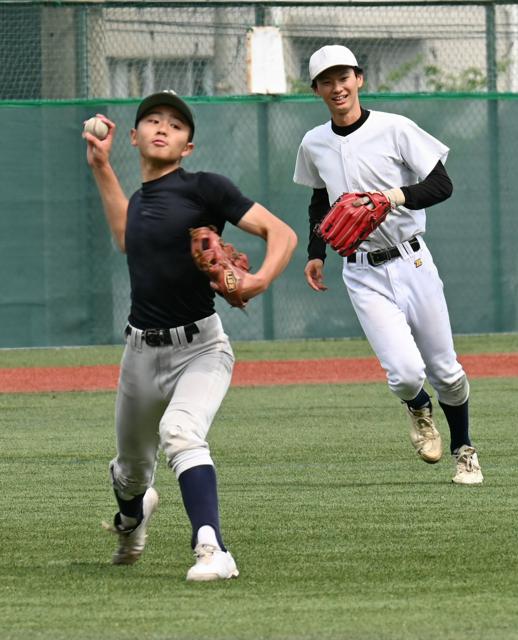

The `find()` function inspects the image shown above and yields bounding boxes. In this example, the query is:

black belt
[347,237,420,267]
[125,323,200,346]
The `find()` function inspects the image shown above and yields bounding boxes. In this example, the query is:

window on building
[108,58,213,97]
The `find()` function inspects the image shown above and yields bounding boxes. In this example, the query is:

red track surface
[0,353,517,393]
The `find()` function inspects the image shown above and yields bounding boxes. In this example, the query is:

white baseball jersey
[293,110,449,251]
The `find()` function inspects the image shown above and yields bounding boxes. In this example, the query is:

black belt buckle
[368,249,392,266]
[128,324,200,346]
[358,238,419,268]
[144,328,166,347]
[184,323,200,343]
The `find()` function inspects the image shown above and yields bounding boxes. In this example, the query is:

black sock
[439,399,471,454]
[113,491,145,529]
[178,464,226,551]
[406,388,431,411]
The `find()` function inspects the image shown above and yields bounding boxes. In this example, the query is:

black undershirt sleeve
[401,161,453,210]
[307,187,329,261]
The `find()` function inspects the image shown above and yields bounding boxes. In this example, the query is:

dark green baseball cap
[134,90,195,139]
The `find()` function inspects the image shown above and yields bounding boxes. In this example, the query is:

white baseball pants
[343,237,467,404]
[109,313,234,499]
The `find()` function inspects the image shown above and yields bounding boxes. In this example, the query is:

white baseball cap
[309,45,359,81]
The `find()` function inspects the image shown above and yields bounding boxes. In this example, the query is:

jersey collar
[331,108,370,137]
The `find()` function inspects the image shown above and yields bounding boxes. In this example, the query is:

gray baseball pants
[109,313,234,499]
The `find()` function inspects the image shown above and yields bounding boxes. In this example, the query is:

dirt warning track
[0,353,517,393]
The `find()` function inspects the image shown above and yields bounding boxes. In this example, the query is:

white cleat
[452,445,484,485]
[102,487,159,565]
[407,404,443,464]
[186,544,239,582]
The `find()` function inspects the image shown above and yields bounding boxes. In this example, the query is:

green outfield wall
[0,94,517,347]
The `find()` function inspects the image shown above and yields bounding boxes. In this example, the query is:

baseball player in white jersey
[84,91,297,580]
[294,45,483,484]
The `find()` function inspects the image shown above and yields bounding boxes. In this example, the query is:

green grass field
[0,332,517,367]
[1,335,518,639]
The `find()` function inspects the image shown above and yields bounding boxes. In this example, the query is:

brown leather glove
[190,226,250,308]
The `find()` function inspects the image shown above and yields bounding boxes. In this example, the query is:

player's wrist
[91,158,113,174]
[382,187,405,208]
[246,271,269,296]
[307,251,326,262]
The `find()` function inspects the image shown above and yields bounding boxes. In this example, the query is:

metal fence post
[486,1,504,330]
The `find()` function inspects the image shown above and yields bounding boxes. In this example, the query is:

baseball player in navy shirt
[294,45,483,485]
[84,91,297,580]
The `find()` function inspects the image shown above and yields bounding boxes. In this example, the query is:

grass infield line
[1,352,518,393]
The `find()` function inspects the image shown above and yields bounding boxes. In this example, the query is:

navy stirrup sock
[178,464,226,551]
[406,388,431,411]
[114,491,145,519]
[113,491,145,530]
[439,399,471,454]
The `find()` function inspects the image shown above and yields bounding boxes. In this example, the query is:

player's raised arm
[83,114,129,253]
[236,202,298,300]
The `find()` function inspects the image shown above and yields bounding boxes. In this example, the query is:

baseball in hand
[83,116,109,140]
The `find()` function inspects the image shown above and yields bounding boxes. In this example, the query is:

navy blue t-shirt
[125,168,254,328]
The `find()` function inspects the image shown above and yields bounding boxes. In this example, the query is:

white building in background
[4,0,518,99]
[86,1,518,97]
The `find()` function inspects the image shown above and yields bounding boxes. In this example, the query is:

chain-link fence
[1,1,517,347]
[2,0,518,99]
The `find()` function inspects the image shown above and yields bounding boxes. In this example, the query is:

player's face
[131,106,194,165]
[314,66,363,124]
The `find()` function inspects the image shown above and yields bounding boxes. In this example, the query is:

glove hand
[352,189,404,209]
[217,271,266,301]
[317,191,392,257]
[190,226,251,308]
